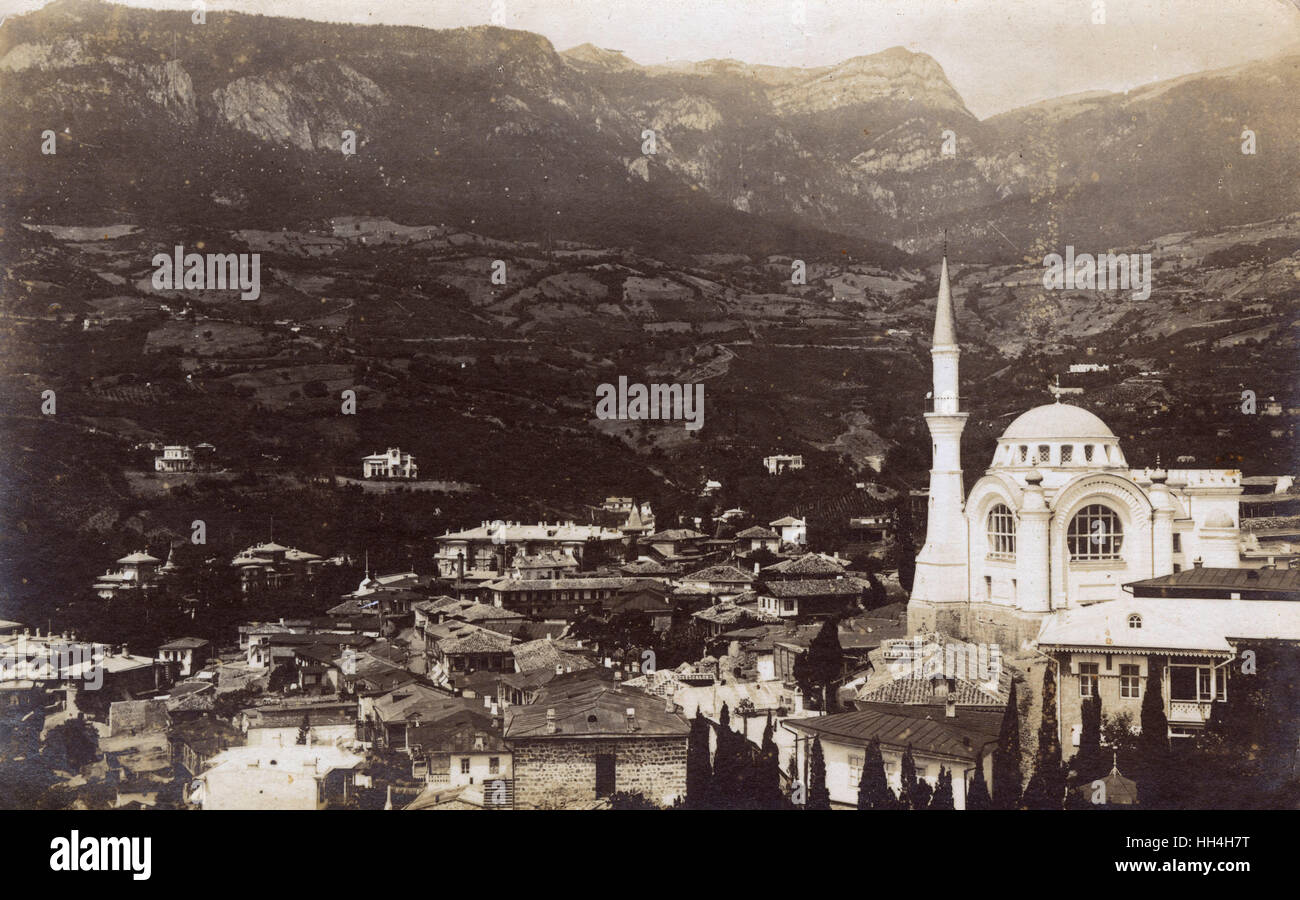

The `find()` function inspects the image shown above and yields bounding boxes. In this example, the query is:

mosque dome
[991,402,1125,470]
[1001,403,1115,442]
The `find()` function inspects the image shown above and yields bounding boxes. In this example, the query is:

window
[1079,662,1099,698]
[987,504,1016,558]
[1084,444,1094,463]
[1128,614,1142,629]
[1060,444,1073,463]
[461,758,471,774]
[984,575,992,600]
[1037,444,1051,465]
[489,757,500,774]
[1068,504,1123,560]
[783,600,795,613]
[849,754,864,787]
[1172,533,1182,553]
[1018,445,1029,463]
[1120,664,1140,698]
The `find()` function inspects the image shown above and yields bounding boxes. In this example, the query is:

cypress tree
[967,751,992,810]
[992,680,1023,809]
[1138,657,1171,808]
[754,713,783,809]
[296,713,310,745]
[899,743,920,809]
[856,738,893,809]
[928,766,954,809]
[1023,663,1065,809]
[1073,693,1105,783]
[794,619,844,711]
[686,710,713,809]
[807,737,831,810]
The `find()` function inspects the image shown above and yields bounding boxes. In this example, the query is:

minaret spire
[933,256,956,347]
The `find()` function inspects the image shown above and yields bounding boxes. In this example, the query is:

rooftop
[504,682,689,739]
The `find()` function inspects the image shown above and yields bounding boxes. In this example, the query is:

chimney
[664,694,675,714]
[555,664,564,676]
[945,692,957,719]
[483,695,493,708]
[753,562,760,575]
[1193,558,1203,568]
[625,707,638,732]
[545,708,557,734]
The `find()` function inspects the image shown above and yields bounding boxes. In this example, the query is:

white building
[155,445,194,473]
[770,516,807,546]
[192,744,364,810]
[908,259,1246,648]
[433,521,624,578]
[763,454,804,475]
[362,448,418,479]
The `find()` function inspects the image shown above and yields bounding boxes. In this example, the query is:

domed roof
[1000,403,1115,441]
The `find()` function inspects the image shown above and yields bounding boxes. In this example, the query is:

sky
[2,0,1298,116]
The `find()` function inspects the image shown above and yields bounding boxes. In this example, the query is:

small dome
[1001,403,1115,441]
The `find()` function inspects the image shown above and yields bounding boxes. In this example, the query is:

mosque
[907,259,1244,647]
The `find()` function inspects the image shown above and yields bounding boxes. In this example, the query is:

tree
[899,743,921,809]
[807,737,831,810]
[686,710,712,809]
[710,704,746,810]
[1071,694,1105,784]
[928,766,954,809]
[794,618,843,711]
[1022,663,1065,809]
[1138,657,1172,808]
[890,500,917,594]
[752,713,784,810]
[992,681,1023,809]
[296,713,311,745]
[967,751,992,810]
[856,738,894,809]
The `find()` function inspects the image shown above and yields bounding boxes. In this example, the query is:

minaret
[909,257,970,620]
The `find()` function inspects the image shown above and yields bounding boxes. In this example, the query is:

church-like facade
[907,260,1244,647]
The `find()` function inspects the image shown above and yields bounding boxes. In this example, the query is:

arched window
[1128,614,1142,629]
[1068,504,1123,560]
[987,505,1016,559]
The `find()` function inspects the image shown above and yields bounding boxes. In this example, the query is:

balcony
[925,396,967,414]
[1168,699,1213,724]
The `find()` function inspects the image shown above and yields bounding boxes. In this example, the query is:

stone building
[504,681,689,808]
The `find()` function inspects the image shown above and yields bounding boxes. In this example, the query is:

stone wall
[511,736,687,808]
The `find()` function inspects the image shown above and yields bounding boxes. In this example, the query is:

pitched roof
[648,529,706,541]
[439,628,517,655]
[764,553,846,576]
[158,637,210,651]
[511,638,595,674]
[736,526,780,539]
[761,578,863,598]
[786,702,1001,761]
[769,516,805,527]
[1036,596,1300,654]
[504,683,689,739]
[1127,566,1300,596]
[684,564,755,583]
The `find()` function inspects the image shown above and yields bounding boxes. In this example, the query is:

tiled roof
[736,526,780,539]
[1128,566,1300,596]
[371,684,474,723]
[764,553,846,576]
[769,516,805,527]
[684,564,755,583]
[786,702,1001,760]
[648,529,706,542]
[158,637,209,651]
[439,628,517,655]
[483,577,638,591]
[511,638,595,674]
[504,682,689,739]
[761,578,863,598]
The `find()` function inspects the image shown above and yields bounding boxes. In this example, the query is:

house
[154,445,195,473]
[508,550,580,580]
[642,529,709,563]
[409,703,512,798]
[358,683,475,753]
[757,578,864,620]
[679,564,756,601]
[783,701,1000,809]
[362,447,418,479]
[481,576,638,618]
[93,550,166,600]
[157,637,211,678]
[240,698,358,747]
[763,454,804,475]
[769,516,807,546]
[603,581,675,632]
[231,542,327,595]
[736,526,781,553]
[1036,567,1300,742]
[504,681,689,808]
[434,520,623,578]
[193,744,365,810]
